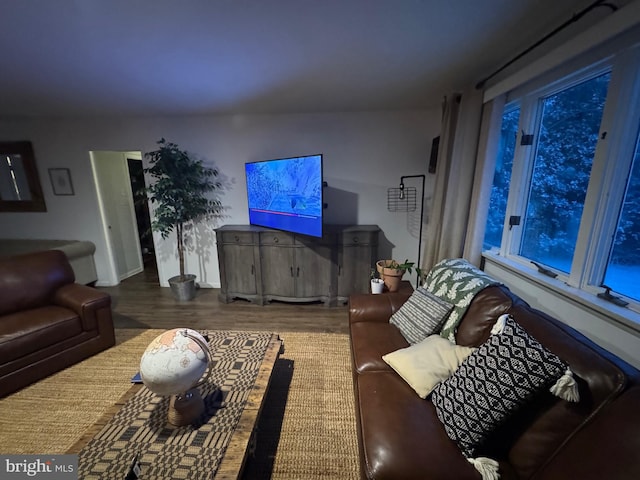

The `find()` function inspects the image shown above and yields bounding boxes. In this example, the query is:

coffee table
[69,331,282,479]
[215,333,281,479]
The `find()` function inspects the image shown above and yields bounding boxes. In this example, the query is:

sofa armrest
[537,386,640,479]
[349,292,411,325]
[53,284,111,331]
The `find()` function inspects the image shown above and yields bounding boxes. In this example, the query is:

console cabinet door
[216,228,260,303]
[260,246,296,298]
[338,228,379,299]
[222,244,257,295]
[338,245,373,296]
[260,236,296,298]
[295,244,331,299]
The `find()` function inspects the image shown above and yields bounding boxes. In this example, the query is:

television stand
[215,225,379,306]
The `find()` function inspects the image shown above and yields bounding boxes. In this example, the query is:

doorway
[91,150,148,284]
[127,157,155,265]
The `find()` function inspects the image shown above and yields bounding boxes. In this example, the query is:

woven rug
[78,330,274,479]
[0,329,359,479]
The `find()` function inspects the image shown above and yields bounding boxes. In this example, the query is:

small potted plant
[370,268,385,294]
[376,259,417,292]
[142,138,224,301]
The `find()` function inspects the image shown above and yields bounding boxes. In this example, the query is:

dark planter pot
[168,274,197,301]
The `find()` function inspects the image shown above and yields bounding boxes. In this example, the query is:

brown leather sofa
[349,284,640,480]
[0,250,115,397]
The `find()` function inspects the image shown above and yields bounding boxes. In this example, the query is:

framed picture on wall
[49,168,74,196]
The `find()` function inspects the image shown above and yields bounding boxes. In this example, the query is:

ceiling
[0,0,621,117]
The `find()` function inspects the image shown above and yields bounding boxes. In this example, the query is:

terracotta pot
[376,260,390,277]
[376,260,406,292]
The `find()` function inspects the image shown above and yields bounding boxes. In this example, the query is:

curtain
[421,87,485,272]
[463,95,506,266]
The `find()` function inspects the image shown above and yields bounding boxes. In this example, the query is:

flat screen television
[245,154,323,237]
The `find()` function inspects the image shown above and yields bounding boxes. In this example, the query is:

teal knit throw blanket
[423,258,500,343]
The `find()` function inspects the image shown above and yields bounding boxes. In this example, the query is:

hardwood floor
[98,261,350,334]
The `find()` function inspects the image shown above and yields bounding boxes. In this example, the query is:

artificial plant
[143,138,223,280]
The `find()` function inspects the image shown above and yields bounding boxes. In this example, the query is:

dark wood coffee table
[215,334,282,479]
[69,332,282,480]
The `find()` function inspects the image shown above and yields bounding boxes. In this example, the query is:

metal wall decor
[387,187,416,212]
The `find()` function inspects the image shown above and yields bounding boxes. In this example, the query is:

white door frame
[90,150,144,284]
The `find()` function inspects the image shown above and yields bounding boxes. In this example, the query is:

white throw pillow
[382,335,475,398]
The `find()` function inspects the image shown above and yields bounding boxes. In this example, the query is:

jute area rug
[0,329,359,479]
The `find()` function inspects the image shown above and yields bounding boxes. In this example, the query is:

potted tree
[143,138,223,301]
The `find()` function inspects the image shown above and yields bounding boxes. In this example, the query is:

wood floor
[98,261,350,334]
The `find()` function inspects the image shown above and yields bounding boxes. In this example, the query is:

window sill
[482,251,640,335]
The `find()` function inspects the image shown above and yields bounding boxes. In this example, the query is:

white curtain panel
[463,95,506,266]
[421,88,484,272]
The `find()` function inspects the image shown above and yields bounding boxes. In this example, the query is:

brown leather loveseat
[349,272,640,479]
[0,250,115,397]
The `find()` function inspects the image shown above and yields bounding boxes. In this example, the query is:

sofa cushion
[382,335,474,398]
[432,316,567,458]
[350,322,407,373]
[389,287,453,344]
[0,306,83,364]
[503,298,630,479]
[356,371,481,480]
[536,387,640,480]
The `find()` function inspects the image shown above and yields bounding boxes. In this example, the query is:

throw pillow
[390,287,454,344]
[383,335,475,398]
[432,315,567,458]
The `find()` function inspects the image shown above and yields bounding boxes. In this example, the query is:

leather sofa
[0,250,115,397]
[349,282,640,479]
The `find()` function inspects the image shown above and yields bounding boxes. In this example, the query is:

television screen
[245,154,323,237]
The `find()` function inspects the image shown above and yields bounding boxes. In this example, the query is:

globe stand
[168,388,205,426]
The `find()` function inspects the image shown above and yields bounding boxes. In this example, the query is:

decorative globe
[139,328,210,397]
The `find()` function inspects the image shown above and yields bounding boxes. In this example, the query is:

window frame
[485,39,640,315]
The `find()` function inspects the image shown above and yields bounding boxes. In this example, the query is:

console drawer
[260,232,294,245]
[219,231,256,245]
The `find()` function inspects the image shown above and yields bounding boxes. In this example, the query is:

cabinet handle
[290,266,294,276]
[251,264,255,275]
[234,235,239,242]
[296,267,300,277]
[274,237,279,243]
[353,237,359,243]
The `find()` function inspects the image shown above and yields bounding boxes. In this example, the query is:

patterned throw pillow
[390,287,454,344]
[432,316,567,457]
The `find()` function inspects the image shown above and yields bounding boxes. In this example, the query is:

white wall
[0,109,440,287]
[484,256,640,369]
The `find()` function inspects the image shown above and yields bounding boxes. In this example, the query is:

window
[603,131,640,301]
[483,107,519,250]
[519,73,610,273]
[483,41,640,311]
